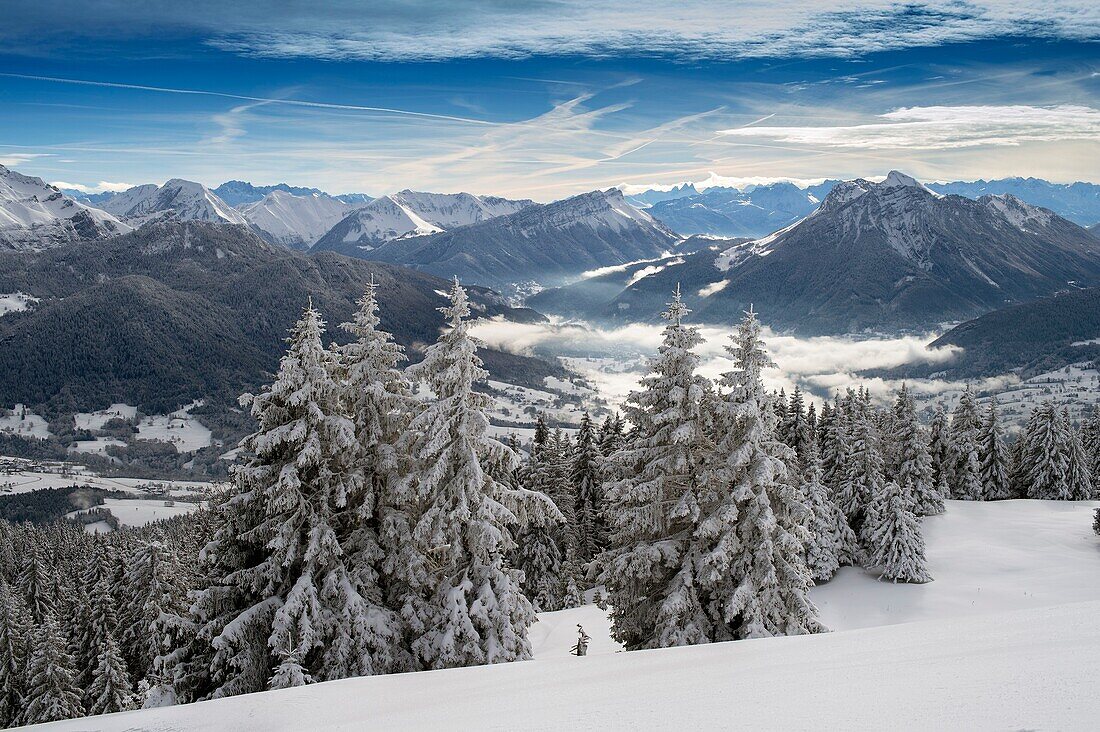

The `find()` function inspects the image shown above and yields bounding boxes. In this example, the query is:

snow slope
[35,602,1100,730]
[238,190,350,248]
[0,165,130,249]
[30,499,1100,730]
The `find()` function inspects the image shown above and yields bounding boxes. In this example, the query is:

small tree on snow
[865,480,932,584]
[927,406,953,503]
[384,279,559,670]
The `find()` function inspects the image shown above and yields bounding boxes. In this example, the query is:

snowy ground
[67,437,127,455]
[0,459,219,497]
[0,291,37,316]
[30,499,1100,730]
[74,403,138,432]
[84,497,203,527]
[136,407,214,453]
[0,405,51,439]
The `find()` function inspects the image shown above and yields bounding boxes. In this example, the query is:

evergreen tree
[864,480,932,583]
[597,288,718,648]
[20,614,84,725]
[949,387,983,500]
[119,540,190,693]
[1065,410,1095,501]
[0,583,29,727]
[802,446,858,583]
[1018,403,1079,500]
[86,633,135,716]
[709,307,824,640]
[893,386,943,516]
[572,412,606,565]
[928,406,953,502]
[184,303,402,701]
[17,542,55,624]
[781,386,814,462]
[978,398,1011,500]
[1081,410,1100,486]
[384,279,558,670]
[837,405,885,542]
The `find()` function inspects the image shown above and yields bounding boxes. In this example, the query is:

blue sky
[1,1,1097,200]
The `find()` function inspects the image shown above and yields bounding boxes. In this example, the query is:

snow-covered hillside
[0,165,131,249]
[239,190,351,249]
[100,180,248,226]
[33,499,1100,730]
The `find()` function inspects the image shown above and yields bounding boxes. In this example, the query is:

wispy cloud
[718,105,1100,149]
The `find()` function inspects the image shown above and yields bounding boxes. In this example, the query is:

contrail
[0,72,497,126]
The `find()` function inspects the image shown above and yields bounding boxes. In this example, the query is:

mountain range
[624,177,1100,239]
[0,221,562,421]
[359,188,679,288]
[0,165,131,250]
[532,172,1100,334]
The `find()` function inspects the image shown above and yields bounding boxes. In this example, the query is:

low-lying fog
[471,316,1018,408]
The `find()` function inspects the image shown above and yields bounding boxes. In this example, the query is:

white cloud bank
[469,317,1010,409]
[719,105,1100,149]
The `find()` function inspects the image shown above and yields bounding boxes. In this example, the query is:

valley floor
[32,500,1100,731]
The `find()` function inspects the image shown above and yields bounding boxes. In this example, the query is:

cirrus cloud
[718,104,1100,149]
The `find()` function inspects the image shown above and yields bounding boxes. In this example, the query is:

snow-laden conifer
[572,412,606,565]
[802,444,858,583]
[893,386,943,516]
[708,307,824,640]
[597,287,718,648]
[87,632,136,716]
[0,582,29,727]
[184,302,401,700]
[978,398,1011,500]
[949,387,983,500]
[865,480,932,583]
[384,279,559,670]
[20,614,84,725]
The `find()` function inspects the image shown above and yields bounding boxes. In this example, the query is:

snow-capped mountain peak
[0,164,131,250]
[101,179,248,226]
[239,190,350,250]
[312,189,535,254]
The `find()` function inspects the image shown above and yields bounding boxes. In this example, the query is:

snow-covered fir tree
[1017,403,1092,500]
[949,387,983,500]
[86,632,135,716]
[864,480,932,584]
[383,279,559,670]
[571,412,606,565]
[1065,409,1095,501]
[977,398,1011,501]
[597,288,720,648]
[927,406,953,502]
[119,540,191,707]
[512,425,572,612]
[182,302,402,701]
[20,614,84,725]
[892,385,944,516]
[837,403,886,542]
[709,307,824,640]
[802,444,858,583]
[0,582,29,727]
[781,386,815,463]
